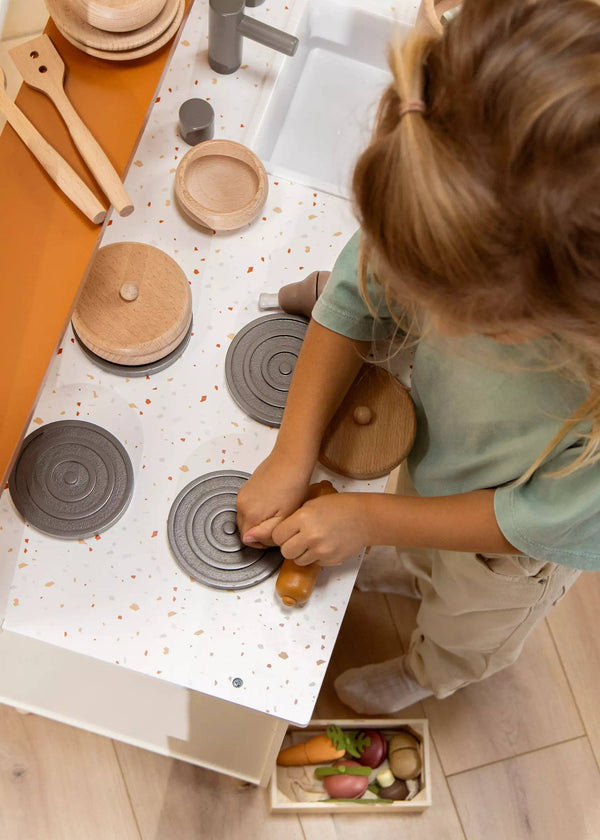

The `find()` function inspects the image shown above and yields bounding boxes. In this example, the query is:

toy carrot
[276,726,372,766]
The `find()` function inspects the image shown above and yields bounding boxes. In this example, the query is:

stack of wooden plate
[45,0,185,60]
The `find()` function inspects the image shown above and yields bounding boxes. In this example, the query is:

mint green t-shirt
[312,232,599,571]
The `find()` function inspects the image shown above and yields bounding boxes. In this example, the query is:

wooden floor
[2,572,600,840]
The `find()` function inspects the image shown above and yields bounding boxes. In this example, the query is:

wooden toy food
[275,480,337,607]
[276,725,372,766]
[376,768,409,801]
[318,760,371,800]
[356,729,387,768]
[388,731,422,780]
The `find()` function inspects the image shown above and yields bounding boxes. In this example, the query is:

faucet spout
[237,15,298,57]
[208,0,299,75]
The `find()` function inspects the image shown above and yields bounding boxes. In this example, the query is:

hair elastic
[398,99,426,119]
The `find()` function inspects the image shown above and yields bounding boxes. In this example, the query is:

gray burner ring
[225,314,308,427]
[9,420,134,539]
[167,470,283,589]
[72,317,193,377]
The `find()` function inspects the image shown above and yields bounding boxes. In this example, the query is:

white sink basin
[250,0,410,198]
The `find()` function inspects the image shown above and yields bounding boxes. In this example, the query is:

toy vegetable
[356,729,387,768]
[318,759,371,799]
[388,731,422,780]
[276,725,372,766]
[275,480,337,607]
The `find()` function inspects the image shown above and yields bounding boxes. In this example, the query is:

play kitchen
[0,0,430,796]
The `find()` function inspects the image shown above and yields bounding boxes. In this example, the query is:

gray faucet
[209,0,299,75]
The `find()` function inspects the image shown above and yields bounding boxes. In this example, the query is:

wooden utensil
[275,480,337,608]
[10,35,133,217]
[0,66,105,224]
[175,139,268,232]
[46,0,178,51]
[74,0,167,33]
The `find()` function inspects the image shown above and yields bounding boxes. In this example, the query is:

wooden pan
[175,139,268,232]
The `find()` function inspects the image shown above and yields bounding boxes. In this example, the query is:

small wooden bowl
[75,0,167,33]
[175,139,268,232]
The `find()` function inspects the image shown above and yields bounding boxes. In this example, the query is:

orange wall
[0,17,185,486]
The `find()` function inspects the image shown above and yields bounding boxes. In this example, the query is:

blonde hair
[353,0,600,479]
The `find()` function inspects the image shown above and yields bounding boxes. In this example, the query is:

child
[236,0,600,714]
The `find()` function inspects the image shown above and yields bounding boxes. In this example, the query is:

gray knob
[179,99,215,146]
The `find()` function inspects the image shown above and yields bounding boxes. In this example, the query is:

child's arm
[269,489,519,566]
[236,319,368,547]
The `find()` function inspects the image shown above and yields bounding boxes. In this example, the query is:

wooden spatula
[0,65,105,224]
[10,35,134,217]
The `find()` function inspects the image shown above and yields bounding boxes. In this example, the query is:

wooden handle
[52,91,134,217]
[275,480,337,607]
[0,88,105,224]
[9,35,133,217]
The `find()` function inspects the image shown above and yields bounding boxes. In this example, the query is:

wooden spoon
[9,35,134,217]
[0,66,105,224]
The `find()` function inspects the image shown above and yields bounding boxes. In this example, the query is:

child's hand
[237,453,311,548]
[271,493,369,567]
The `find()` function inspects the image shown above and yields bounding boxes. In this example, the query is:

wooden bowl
[75,0,167,33]
[175,139,268,232]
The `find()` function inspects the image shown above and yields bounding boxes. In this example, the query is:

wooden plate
[75,0,167,33]
[72,242,192,366]
[175,139,268,232]
[46,0,178,51]
[50,0,183,60]
[318,365,417,480]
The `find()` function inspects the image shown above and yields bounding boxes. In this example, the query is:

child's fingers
[241,515,283,547]
[279,533,309,563]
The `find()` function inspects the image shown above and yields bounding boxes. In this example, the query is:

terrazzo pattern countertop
[0,0,419,726]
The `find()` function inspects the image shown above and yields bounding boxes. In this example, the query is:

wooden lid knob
[353,406,373,425]
[119,282,139,301]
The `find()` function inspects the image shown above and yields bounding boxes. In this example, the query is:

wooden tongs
[5,34,134,223]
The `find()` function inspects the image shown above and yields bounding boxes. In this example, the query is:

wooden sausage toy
[275,480,337,607]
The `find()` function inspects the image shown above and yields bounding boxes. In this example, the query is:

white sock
[355,546,422,598]
[334,655,433,714]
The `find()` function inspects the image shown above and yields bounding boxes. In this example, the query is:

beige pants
[389,464,581,699]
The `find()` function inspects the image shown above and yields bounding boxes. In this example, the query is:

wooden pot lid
[319,365,417,480]
[72,242,192,366]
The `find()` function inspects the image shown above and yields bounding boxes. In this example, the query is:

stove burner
[9,420,134,539]
[167,470,283,589]
[225,314,308,426]
[72,317,193,377]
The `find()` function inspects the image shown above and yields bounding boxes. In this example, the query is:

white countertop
[0,0,419,726]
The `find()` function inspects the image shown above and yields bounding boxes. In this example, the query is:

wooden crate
[270,718,431,814]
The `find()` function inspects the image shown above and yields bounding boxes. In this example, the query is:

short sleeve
[311,230,398,341]
[494,440,600,571]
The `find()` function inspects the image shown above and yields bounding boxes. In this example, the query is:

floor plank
[386,594,584,774]
[0,704,140,840]
[115,741,305,840]
[547,574,600,769]
[448,737,600,840]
